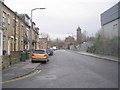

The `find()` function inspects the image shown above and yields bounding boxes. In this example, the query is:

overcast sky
[5,0,119,40]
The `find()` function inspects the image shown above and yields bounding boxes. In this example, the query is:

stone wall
[2,51,22,69]
[2,55,10,69]
[0,56,2,71]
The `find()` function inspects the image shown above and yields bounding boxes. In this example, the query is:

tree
[81,30,88,42]
[40,33,50,40]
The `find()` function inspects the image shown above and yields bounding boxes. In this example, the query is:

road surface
[3,50,118,88]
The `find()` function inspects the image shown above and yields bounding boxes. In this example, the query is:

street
[3,50,118,88]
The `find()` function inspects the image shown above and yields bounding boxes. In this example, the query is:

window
[33,50,45,54]
[3,35,6,50]
[2,13,6,28]
[8,18,10,25]
[26,28,29,39]
[113,24,118,29]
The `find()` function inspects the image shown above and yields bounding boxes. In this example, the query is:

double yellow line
[0,70,41,84]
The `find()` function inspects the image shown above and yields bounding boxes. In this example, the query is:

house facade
[101,2,119,39]
[0,30,3,56]
[39,38,48,49]
[65,36,75,49]
[1,2,33,55]
[0,1,3,56]
[1,2,29,55]
[1,1,41,55]
[31,22,39,50]
[18,14,31,50]
[1,1,18,55]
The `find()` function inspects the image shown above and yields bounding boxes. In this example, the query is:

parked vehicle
[46,48,53,56]
[31,49,49,63]
[52,46,57,50]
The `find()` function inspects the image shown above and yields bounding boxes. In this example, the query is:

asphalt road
[3,50,118,88]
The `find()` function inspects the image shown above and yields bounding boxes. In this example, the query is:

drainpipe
[14,12,17,51]
[0,2,3,53]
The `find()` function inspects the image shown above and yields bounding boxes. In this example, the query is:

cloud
[5,0,119,39]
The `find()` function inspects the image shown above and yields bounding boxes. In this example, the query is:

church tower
[76,27,82,45]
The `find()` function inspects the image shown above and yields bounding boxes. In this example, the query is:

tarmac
[2,50,119,83]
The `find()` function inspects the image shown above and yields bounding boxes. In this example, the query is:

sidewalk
[71,50,118,62]
[2,60,40,82]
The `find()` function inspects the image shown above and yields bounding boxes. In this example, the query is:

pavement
[2,50,118,82]
[72,50,118,62]
[2,60,40,82]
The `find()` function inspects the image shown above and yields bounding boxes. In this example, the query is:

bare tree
[81,30,88,42]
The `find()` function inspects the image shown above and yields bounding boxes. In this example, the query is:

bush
[87,36,118,56]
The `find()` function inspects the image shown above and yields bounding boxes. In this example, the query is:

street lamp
[30,8,45,56]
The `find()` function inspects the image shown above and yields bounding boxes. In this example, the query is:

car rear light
[44,54,48,57]
[32,54,34,56]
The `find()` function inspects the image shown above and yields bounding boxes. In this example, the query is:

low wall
[2,51,22,69]
[0,56,2,71]
[2,55,10,69]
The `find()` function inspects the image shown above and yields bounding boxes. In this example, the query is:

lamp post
[30,8,45,57]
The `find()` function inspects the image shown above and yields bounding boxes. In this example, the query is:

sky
[5,0,119,40]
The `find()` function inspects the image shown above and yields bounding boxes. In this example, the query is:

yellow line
[1,70,41,84]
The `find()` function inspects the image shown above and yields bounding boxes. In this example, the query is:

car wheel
[31,61,34,63]
[45,61,47,63]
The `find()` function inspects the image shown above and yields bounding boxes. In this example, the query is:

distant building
[76,27,82,44]
[65,36,75,49]
[101,2,119,39]
[39,38,48,49]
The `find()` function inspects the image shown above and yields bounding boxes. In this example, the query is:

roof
[1,2,31,28]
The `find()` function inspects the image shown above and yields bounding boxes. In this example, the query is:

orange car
[31,49,49,63]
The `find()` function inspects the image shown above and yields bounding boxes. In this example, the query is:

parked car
[31,49,49,63]
[46,48,53,56]
[52,46,57,50]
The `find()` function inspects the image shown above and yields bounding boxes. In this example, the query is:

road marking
[3,73,15,76]
[1,70,41,84]
[37,75,57,80]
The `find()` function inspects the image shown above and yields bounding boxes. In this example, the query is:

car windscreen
[33,50,45,54]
